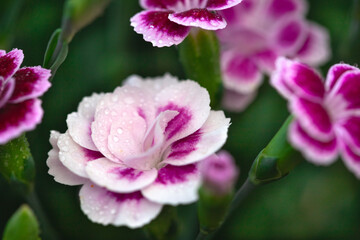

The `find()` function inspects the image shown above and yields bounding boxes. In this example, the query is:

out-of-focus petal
[221,89,257,112]
[0,78,15,109]
[206,0,244,11]
[325,64,357,91]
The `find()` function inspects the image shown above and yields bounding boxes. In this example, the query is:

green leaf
[179,29,222,108]
[43,29,62,69]
[3,205,41,240]
[0,135,35,194]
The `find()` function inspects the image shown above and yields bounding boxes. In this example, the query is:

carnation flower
[271,57,360,178]
[218,0,330,111]
[130,0,243,47]
[0,49,51,144]
[47,74,230,228]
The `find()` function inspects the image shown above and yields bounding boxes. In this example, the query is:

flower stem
[228,178,256,214]
[25,191,60,240]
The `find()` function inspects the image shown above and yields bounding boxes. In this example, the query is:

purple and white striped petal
[156,80,211,143]
[0,49,24,81]
[142,164,201,205]
[80,183,162,228]
[169,9,226,30]
[221,89,257,112]
[341,144,360,178]
[221,50,263,93]
[131,10,190,47]
[0,99,43,144]
[290,97,334,141]
[0,78,15,109]
[67,93,104,151]
[325,64,357,91]
[47,131,87,186]
[296,23,331,67]
[327,70,360,111]
[8,67,51,104]
[339,116,360,154]
[58,131,103,178]
[271,57,325,101]
[289,121,338,165]
[163,111,230,166]
[265,0,307,21]
[206,0,244,11]
[85,158,158,193]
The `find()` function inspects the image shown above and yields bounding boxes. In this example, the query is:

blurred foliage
[1,0,360,239]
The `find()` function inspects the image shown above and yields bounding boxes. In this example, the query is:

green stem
[229,178,256,214]
[25,191,59,240]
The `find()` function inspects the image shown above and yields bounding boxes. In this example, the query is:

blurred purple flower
[130,0,243,47]
[47,74,230,228]
[218,0,330,111]
[271,57,360,178]
[0,49,51,144]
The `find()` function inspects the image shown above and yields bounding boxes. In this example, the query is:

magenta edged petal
[142,164,201,205]
[9,66,51,103]
[0,78,15,109]
[131,10,190,47]
[290,97,334,141]
[0,99,43,144]
[296,23,331,67]
[221,89,257,112]
[329,70,360,110]
[325,64,357,91]
[169,9,226,30]
[79,183,163,228]
[289,121,338,165]
[271,57,325,101]
[340,116,360,154]
[85,158,158,193]
[163,111,230,166]
[206,0,244,11]
[221,50,263,93]
[341,144,360,178]
[0,49,24,81]
[47,131,87,185]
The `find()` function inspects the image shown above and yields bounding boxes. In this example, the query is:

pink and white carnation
[130,0,243,47]
[271,57,360,178]
[218,0,330,112]
[0,49,51,144]
[47,74,230,228]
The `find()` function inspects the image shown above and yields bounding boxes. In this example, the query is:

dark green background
[1,0,360,239]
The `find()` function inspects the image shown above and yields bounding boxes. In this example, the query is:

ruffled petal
[0,78,15,109]
[58,131,103,178]
[169,9,226,30]
[290,97,334,141]
[142,164,200,205]
[206,0,244,11]
[47,131,87,185]
[80,183,163,228]
[0,99,43,144]
[85,158,158,193]
[289,121,338,165]
[221,50,263,93]
[156,80,211,143]
[67,93,104,151]
[163,111,230,166]
[296,23,331,67]
[8,67,51,103]
[270,57,325,101]
[131,10,190,47]
[325,64,357,91]
[327,70,360,111]
[0,49,23,81]
[221,89,257,112]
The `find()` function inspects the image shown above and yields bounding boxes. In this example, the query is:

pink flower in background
[47,74,230,228]
[200,151,238,195]
[271,57,360,178]
[0,49,51,144]
[130,0,243,47]
[218,0,330,112]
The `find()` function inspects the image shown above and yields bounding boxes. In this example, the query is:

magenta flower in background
[47,74,230,228]
[271,57,360,178]
[130,0,243,47]
[0,49,51,144]
[218,0,330,112]
[200,151,238,195]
